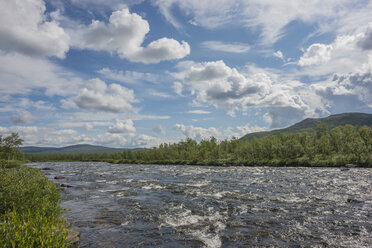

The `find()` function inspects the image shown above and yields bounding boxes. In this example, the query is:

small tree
[1,133,24,160]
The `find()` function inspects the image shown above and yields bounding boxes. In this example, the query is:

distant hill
[242,113,372,140]
[19,144,138,154]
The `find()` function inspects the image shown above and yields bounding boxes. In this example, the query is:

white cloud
[201,41,250,53]
[186,110,211,114]
[298,23,372,76]
[152,125,166,136]
[148,90,174,98]
[236,125,267,135]
[154,0,370,44]
[10,110,37,125]
[108,119,136,134]
[0,0,69,58]
[71,8,190,63]
[97,68,154,84]
[273,50,285,61]
[174,60,327,127]
[173,124,220,141]
[173,82,184,96]
[74,78,138,113]
[83,123,94,131]
[67,0,144,10]
[0,52,84,96]
[312,72,372,112]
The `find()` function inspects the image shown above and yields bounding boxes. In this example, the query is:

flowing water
[29,162,372,248]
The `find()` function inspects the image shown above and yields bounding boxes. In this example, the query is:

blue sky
[1,0,372,148]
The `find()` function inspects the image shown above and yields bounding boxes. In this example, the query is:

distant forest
[26,124,372,167]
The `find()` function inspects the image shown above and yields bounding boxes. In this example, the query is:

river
[29,162,372,248]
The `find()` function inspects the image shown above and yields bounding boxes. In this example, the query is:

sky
[0,0,372,148]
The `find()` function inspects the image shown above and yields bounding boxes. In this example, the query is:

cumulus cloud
[71,8,190,63]
[152,125,166,136]
[174,60,327,127]
[312,72,372,113]
[201,41,250,53]
[83,123,94,131]
[10,110,37,125]
[297,24,372,79]
[74,78,137,113]
[358,25,372,51]
[173,124,220,141]
[108,119,136,134]
[0,0,69,58]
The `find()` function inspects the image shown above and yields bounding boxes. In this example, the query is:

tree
[0,133,24,160]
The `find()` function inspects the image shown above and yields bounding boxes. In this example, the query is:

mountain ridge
[19,144,142,155]
[242,112,372,140]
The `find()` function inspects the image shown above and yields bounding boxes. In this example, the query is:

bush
[0,165,71,247]
[0,160,22,169]
[0,208,69,248]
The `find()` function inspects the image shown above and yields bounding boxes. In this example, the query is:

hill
[19,144,129,155]
[242,112,372,140]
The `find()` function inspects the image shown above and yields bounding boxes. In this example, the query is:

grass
[0,161,74,247]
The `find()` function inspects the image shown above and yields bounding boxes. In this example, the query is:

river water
[29,162,372,248]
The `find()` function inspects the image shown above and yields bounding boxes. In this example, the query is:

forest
[25,124,372,167]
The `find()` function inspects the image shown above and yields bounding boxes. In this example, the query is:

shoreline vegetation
[26,124,372,168]
[0,134,77,247]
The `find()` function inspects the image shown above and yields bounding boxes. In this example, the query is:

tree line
[26,124,372,167]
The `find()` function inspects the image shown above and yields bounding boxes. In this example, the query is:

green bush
[0,165,71,247]
[0,160,22,169]
[0,208,69,248]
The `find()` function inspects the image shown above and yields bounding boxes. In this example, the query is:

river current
[29,162,372,248]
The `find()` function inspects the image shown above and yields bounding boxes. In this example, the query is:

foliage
[0,165,72,247]
[0,208,69,248]
[0,133,24,161]
[26,124,372,167]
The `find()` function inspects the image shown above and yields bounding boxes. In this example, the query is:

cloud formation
[71,8,190,63]
[108,119,136,134]
[201,41,250,53]
[0,0,69,58]
[298,24,372,76]
[10,110,37,125]
[152,125,166,136]
[0,53,83,96]
[173,124,220,141]
[155,0,370,44]
[74,78,137,113]
[97,68,154,84]
[174,60,326,127]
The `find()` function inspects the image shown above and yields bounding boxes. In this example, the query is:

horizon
[1,0,372,148]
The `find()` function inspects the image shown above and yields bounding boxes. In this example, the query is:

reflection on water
[29,162,372,248]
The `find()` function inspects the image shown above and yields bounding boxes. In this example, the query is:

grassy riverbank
[0,160,74,247]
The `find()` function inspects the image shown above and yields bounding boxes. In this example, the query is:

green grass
[0,162,74,247]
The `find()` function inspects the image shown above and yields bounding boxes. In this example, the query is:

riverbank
[0,160,78,247]
[24,124,372,168]
[24,156,372,168]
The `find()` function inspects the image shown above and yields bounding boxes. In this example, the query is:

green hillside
[20,144,126,154]
[242,113,372,140]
